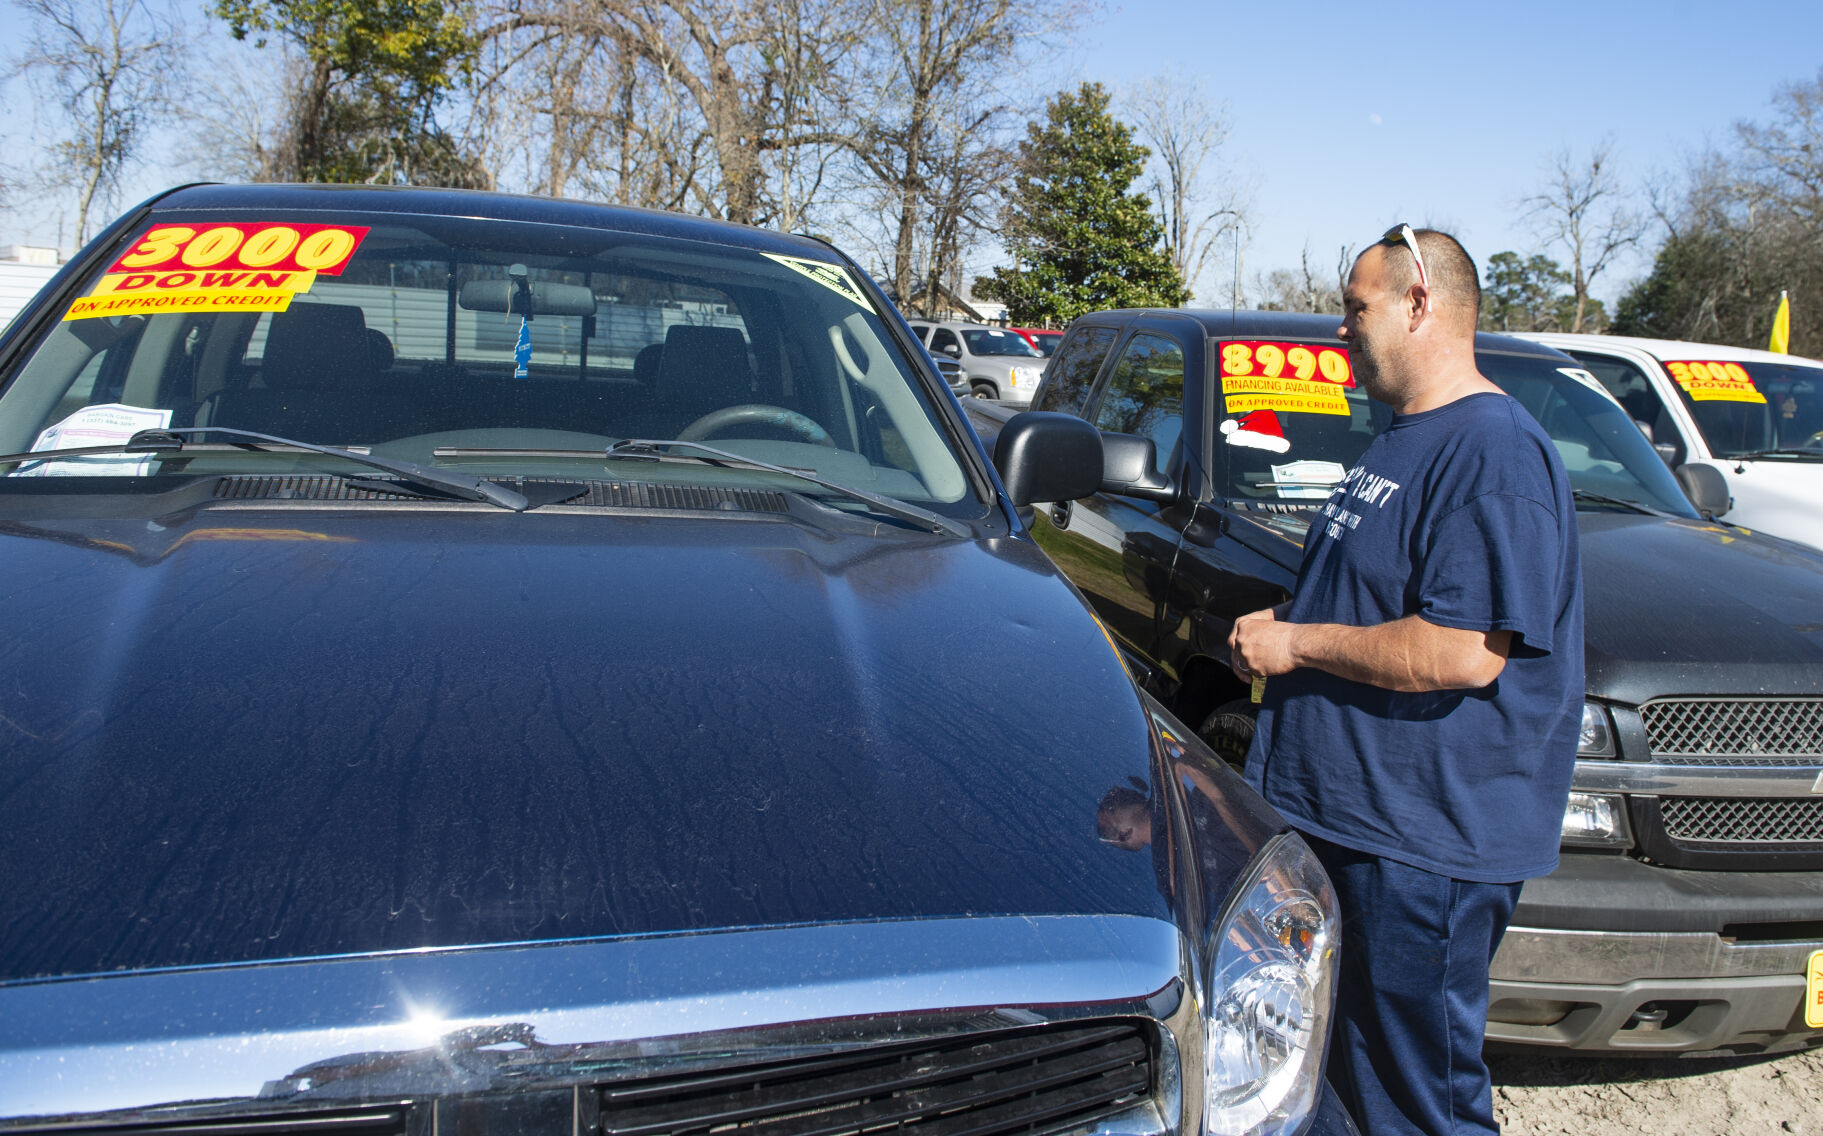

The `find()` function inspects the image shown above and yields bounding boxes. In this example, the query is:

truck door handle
[1050,500,1073,528]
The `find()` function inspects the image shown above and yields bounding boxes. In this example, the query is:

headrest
[264,303,372,391]
[656,325,753,414]
[633,342,664,387]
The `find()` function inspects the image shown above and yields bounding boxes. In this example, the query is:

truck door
[1031,329,1196,673]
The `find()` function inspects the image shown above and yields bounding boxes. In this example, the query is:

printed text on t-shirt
[1319,465,1402,542]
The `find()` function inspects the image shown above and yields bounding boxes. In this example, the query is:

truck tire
[970,380,998,400]
[1198,699,1257,770]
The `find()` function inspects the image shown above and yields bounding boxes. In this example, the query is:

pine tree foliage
[974,83,1188,325]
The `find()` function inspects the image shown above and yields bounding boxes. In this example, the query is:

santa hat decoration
[1220,410,1290,454]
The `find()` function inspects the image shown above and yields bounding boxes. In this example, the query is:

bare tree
[1122,71,1248,302]
[837,0,1017,308]
[478,0,866,226]
[1522,139,1646,333]
[1736,72,1823,228]
[11,0,183,243]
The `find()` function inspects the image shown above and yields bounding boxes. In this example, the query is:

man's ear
[1407,283,1432,329]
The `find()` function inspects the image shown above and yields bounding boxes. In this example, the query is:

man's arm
[1228,607,1511,693]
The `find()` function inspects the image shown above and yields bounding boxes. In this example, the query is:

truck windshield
[1216,347,1695,517]
[1478,352,1695,515]
[0,212,975,513]
[1663,359,1823,459]
[961,328,1041,357]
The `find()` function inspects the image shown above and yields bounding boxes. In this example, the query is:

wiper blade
[150,428,532,511]
[606,438,969,537]
[1571,488,1664,516]
[14,426,534,511]
[0,433,185,465]
[1730,448,1822,460]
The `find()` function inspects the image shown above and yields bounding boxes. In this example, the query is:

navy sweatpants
[1304,834,1523,1136]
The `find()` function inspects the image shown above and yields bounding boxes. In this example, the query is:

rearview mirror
[1675,462,1731,518]
[459,278,598,317]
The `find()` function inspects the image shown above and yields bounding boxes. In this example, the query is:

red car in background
[1010,327,1063,356]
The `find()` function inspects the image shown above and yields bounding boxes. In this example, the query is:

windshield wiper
[605,438,969,537]
[160,428,531,510]
[1571,488,1667,516]
[2,427,531,511]
[1728,448,1823,460]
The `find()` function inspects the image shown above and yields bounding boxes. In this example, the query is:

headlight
[1204,833,1339,1136]
[1577,701,1615,757]
[1561,791,1632,848]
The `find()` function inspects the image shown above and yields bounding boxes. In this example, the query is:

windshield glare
[961,328,1041,358]
[1216,344,1696,517]
[1666,359,1823,458]
[0,213,975,512]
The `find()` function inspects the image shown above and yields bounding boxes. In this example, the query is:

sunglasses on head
[1381,223,1432,312]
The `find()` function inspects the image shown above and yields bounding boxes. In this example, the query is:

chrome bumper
[0,915,1188,1131]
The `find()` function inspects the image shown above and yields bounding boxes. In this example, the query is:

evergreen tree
[1479,251,1606,333]
[975,83,1188,325]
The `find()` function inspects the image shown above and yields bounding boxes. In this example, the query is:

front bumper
[1486,853,1823,1054]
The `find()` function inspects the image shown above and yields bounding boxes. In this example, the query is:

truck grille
[1639,698,1823,765]
[598,1021,1153,1136]
[1660,797,1823,844]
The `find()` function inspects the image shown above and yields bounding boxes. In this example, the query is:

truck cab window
[1093,333,1184,477]
[1038,326,1117,416]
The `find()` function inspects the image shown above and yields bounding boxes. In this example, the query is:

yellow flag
[1770,290,1791,354]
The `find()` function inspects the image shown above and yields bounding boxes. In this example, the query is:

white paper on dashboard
[16,403,174,477]
[1269,459,1347,500]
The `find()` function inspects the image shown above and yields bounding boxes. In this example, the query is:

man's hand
[1228,607,1301,683]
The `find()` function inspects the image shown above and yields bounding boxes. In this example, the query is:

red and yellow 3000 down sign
[1221,340,1355,416]
[1664,360,1767,404]
[64,222,370,321]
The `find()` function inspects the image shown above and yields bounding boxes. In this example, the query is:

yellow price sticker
[1664,360,1766,404]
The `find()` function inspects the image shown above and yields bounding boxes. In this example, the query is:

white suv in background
[906,320,1047,404]
[1521,333,1823,552]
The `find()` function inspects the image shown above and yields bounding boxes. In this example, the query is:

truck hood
[1223,507,1823,703]
[0,507,1195,983]
[1579,513,1823,702]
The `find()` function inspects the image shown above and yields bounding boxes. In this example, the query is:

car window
[961,328,1041,358]
[0,214,977,511]
[908,323,931,344]
[1036,325,1117,415]
[1215,337,1381,503]
[1651,357,1823,458]
[929,327,960,357]
[1092,333,1184,477]
[1569,350,1683,459]
[1477,353,1693,514]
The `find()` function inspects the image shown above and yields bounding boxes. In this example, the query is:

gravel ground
[1489,1048,1823,1134]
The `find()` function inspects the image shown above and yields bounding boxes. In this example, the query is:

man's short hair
[1382,228,1480,326]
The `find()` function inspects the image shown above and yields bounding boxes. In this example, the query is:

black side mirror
[1675,462,1731,518]
[1099,431,1177,502]
[994,412,1102,506]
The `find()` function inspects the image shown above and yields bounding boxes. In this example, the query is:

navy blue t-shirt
[1242,391,1583,884]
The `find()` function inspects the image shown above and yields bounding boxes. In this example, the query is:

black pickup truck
[967,309,1823,1057]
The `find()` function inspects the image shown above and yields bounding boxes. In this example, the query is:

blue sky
[1,0,1819,307]
[1056,0,1823,303]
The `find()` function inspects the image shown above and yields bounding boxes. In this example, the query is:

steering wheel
[677,404,835,447]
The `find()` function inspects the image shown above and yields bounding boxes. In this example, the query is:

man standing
[1228,226,1582,1136]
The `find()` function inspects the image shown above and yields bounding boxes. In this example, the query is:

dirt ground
[1489,1047,1823,1134]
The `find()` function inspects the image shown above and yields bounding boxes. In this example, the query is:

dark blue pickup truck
[968,308,1823,1058]
[0,186,1354,1136]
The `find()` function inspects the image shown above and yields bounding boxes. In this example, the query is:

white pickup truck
[1521,333,1823,551]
